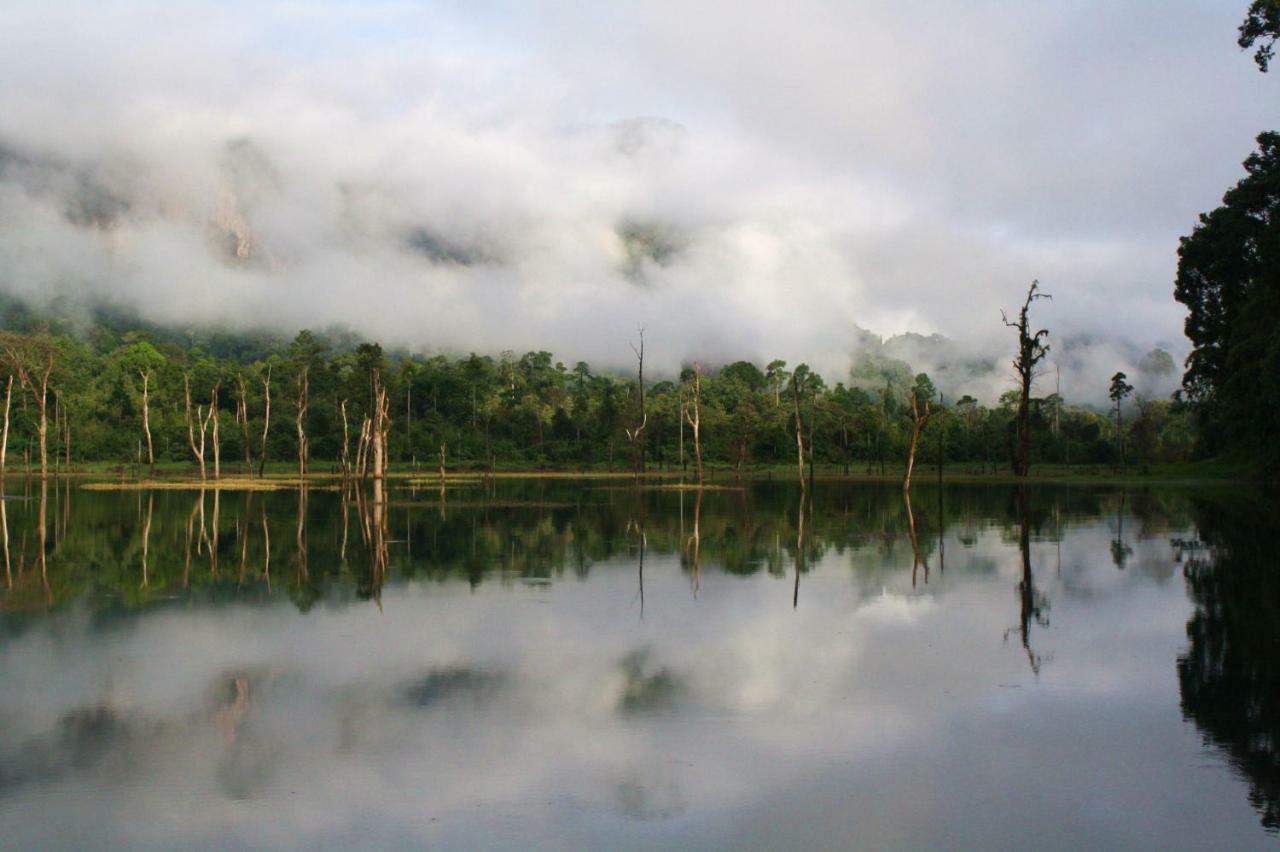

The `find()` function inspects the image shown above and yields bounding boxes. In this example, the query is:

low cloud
[0,1,1272,403]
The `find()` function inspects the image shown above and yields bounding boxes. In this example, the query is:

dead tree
[0,335,56,479]
[258,366,272,478]
[295,365,309,478]
[438,441,447,487]
[683,363,704,487]
[235,374,252,473]
[626,328,647,475]
[339,399,352,479]
[63,397,71,471]
[139,368,155,467]
[903,387,934,492]
[370,368,391,504]
[184,374,214,480]
[1002,280,1052,477]
[790,372,806,489]
[210,385,221,480]
[356,416,372,479]
[0,375,11,479]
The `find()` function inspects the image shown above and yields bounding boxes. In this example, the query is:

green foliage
[1240,0,1280,71]
[0,308,1198,474]
[1175,132,1280,472]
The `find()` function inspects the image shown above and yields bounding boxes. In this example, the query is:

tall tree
[1175,133,1280,471]
[1002,280,1052,477]
[625,329,647,475]
[117,342,166,468]
[1109,372,1134,469]
[903,373,936,492]
[683,363,704,487]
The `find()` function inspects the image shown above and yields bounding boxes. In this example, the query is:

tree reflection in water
[1178,493,1280,833]
[1005,486,1048,676]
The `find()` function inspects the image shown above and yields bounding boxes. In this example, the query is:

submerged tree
[624,329,647,475]
[0,332,58,479]
[682,363,704,487]
[903,373,936,492]
[1002,280,1052,477]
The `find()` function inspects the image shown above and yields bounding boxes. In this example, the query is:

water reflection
[0,477,1276,847]
[1008,487,1049,675]
[1178,492,1280,833]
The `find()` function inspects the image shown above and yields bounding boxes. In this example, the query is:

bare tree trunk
[61,394,71,470]
[793,383,805,489]
[35,368,50,480]
[258,366,271,478]
[438,441,446,487]
[356,417,372,480]
[678,393,685,476]
[295,366,309,478]
[184,374,210,480]
[210,385,221,480]
[628,329,646,475]
[903,392,932,492]
[371,368,391,504]
[236,375,252,473]
[683,364,704,487]
[339,399,352,479]
[0,375,11,480]
[140,369,154,466]
[0,493,8,590]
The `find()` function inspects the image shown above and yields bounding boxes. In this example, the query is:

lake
[1,476,1276,849]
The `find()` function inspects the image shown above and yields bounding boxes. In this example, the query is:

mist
[1,1,1275,404]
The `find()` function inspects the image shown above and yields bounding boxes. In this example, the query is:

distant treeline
[0,304,1193,475]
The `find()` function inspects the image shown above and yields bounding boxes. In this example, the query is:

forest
[0,11,1275,484]
[0,291,1199,481]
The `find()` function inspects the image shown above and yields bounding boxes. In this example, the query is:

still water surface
[0,477,1276,849]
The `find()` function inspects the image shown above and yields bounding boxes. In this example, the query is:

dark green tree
[1174,132,1280,471]
[1109,372,1134,469]
[1240,0,1280,71]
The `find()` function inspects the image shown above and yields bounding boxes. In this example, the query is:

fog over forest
[1,1,1276,403]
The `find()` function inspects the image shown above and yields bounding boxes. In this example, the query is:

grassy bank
[7,456,1248,487]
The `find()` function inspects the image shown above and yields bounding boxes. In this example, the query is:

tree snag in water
[295,365,309,478]
[683,363,704,487]
[258,366,271,478]
[139,368,154,467]
[235,374,252,474]
[790,371,806,490]
[184,374,213,480]
[0,374,11,479]
[1002,280,1052,477]
[210,385,221,480]
[339,398,352,480]
[903,380,935,492]
[0,334,56,480]
[626,328,646,476]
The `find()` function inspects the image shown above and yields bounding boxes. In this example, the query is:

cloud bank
[0,1,1275,402]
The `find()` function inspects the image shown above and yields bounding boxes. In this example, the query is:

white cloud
[0,1,1275,399]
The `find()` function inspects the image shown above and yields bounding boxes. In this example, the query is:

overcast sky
[0,1,1275,397]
